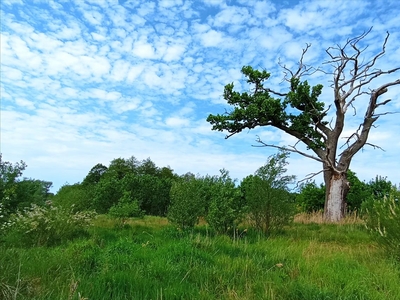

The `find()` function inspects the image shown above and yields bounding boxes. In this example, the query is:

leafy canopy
[207,66,326,150]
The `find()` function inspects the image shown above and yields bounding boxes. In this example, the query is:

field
[1,214,399,300]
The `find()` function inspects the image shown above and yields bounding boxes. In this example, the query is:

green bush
[52,183,93,212]
[363,189,400,260]
[296,181,325,212]
[167,178,205,229]
[241,151,296,235]
[1,204,96,247]
[108,192,144,226]
[206,169,244,234]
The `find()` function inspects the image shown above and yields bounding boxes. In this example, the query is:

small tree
[167,178,205,229]
[206,169,244,234]
[91,174,123,213]
[241,151,296,235]
[207,29,400,222]
[108,192,144,226]
[0,155,27,218]
[0,155,52,220]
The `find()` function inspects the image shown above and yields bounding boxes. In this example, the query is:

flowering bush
[0,202,8,226]
[1,204,96,247]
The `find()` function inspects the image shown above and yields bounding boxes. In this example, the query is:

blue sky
[1,0,399,192]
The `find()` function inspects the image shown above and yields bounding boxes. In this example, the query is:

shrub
[206,169,244,234]
[1,204,96,247]
[52,183,93,212]
[167,178,205,229]
[363,189,400,260]
[108,192,144,227]
[241,151,296,235]
[296,181,325,212]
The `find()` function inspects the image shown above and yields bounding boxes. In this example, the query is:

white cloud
[163,44,186,62]
[126,64,145,82]
[15,98,35,110]
[212,5,251,28]
[202,0,225,7]
[91,32,106,41]
[165,117,190,127]
[132,40,156,58]
[200,29,224,47]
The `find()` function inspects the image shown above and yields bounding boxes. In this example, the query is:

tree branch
[278,43,317,82]
[296,169,327,185]
[254,136,325,163]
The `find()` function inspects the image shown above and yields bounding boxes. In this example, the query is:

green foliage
[106,157,137,180]
[205,169,244,234]
[241,151,296,234]
[363,189,400,260]
[368,175,393,199]
[296,171,390,214]
[92,174,123,213]
[0,155,52,222]
[85,156,175,216]
[346,170,372,212]
[52,183,93,212]
[207,66,325,150]
[1,204,96,247]
[296,181,325,212]
[82,163,108,186]
[121,174,171,216]
[1,155,27,220]
[167,178,205,229]
[108,192,144,220]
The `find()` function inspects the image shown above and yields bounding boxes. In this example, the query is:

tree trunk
[324,171,349,222]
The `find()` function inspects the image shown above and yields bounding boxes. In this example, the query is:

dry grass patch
[294,211,364,225]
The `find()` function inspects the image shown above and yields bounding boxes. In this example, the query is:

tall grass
[294,211,363,225]
[1,215,399,299]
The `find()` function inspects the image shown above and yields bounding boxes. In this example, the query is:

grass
[1,214,399,299]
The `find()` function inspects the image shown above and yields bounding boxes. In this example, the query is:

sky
[1,0,399,193]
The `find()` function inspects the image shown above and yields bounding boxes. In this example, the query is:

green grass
[1,216,399,300]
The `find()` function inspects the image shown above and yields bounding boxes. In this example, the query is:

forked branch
[325,28,400,113]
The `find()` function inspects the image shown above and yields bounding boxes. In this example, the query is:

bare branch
[296,169,327,186]
[278,43,317,83]
[340,132,359,150]
[253,137,325,163]
[373,111,398,117]
[324,28,400,116]
[364,143,385,151]
[224,132,236,139]
[375,99,392,108]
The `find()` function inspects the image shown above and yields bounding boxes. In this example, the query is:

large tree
[207,29,400,222]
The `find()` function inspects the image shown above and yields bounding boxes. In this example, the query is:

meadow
[1,214,399,300]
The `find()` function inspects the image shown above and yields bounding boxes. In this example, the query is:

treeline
[1,152,398,235]
[52,152,296,234]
